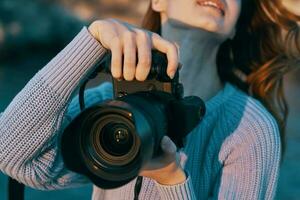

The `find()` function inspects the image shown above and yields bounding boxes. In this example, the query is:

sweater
[0,27,281,200]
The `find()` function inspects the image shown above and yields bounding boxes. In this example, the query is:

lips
[196,0,225,16]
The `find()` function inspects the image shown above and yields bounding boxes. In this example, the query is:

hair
[228,0,300,154]
[141,0,300,155]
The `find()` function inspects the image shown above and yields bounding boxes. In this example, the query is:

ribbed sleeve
[0,27,107,190]
[216,98,281,200]
[37,27,107,98]
[154,172,197,200]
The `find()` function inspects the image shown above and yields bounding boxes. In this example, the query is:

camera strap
[8,177,24,200]
[133,176,143,200]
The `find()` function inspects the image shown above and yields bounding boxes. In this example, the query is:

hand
[139,136,188,186]
[88,19,179,81]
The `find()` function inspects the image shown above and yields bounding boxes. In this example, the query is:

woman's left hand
[139,136,188,185]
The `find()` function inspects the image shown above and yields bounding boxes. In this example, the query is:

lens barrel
[61,93,166,189]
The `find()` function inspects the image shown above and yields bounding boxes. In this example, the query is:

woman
[0,0,298,199]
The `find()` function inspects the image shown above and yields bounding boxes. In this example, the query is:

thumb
[161,136,177,155]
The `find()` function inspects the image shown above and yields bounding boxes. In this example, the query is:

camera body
[60,51,205,189]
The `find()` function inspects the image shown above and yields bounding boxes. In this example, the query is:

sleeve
[215,108,281,200]
[152,102,281,200]
[154,171,197,200]
[0,27,108,190]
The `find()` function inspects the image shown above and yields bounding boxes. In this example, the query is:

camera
[60,50,205,189]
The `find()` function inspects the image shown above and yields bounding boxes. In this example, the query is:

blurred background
[0,0,299,199]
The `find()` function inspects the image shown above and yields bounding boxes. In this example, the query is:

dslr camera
[60,50,205,189]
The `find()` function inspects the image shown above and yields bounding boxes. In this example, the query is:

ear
[151,0,167,12]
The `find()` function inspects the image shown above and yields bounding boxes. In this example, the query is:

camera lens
[62,96,171,189]
[100,123,133,156]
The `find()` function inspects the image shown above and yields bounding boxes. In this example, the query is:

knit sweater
[0,27,281,200]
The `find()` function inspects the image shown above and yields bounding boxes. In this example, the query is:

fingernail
[161,136,177,154]
[161,136,169,146]
[169,71,176,79]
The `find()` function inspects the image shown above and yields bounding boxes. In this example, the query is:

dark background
[0,0,299,199]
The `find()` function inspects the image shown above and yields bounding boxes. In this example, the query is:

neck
[161,19,224,101]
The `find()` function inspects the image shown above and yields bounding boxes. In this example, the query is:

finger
[110,37,123,79]
[174,43,183,71]
[174,42,180,56]
[123,31,137,81]
[135,30,152,81]
[161,136,177,156]
[139,141,180,176]
[141,136,177,170]
[151,33,179,79]
[140,151,182,173]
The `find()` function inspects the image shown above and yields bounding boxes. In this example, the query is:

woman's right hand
[88,19,179,81]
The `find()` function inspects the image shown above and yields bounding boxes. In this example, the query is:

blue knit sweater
[0,27,281,199]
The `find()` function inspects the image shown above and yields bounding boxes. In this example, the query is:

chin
[192,20,232,41]
[193,18,223,33]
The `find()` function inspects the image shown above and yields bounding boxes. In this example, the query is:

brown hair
[141,0,300,154]
[228,0,300,153]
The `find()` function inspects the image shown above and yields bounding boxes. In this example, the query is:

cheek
[224,0,241,35]
[167,0,194,19]
[282,0,300,15]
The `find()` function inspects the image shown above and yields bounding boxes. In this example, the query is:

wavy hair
[228,0,300,154]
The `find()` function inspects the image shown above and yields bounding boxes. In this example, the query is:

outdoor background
[0,0,299,199]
